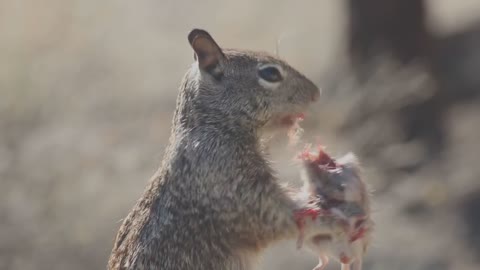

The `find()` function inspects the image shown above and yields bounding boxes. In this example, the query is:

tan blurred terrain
[1,1,480,270]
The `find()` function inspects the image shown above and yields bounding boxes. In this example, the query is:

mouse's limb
[351,256,362,270]
[296,225,305,249]
[341,263,351,270]
[341,252,363,270]
[312,254,329,270]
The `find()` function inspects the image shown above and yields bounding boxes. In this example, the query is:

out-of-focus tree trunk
[347,0,431,76]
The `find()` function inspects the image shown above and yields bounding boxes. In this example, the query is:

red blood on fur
[294,208,329,250]
[297,149,313,161]
[294,208,330,229]
[295,208,323,222]
[314,149,337,169]
[296,113,305,121]
[297,147,338,171]
[340,253,351,264]
[349,226,368,243]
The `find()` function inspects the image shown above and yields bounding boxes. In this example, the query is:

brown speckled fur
[107,29,324,270]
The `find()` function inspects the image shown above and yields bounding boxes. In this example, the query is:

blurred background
[1,0,480,269]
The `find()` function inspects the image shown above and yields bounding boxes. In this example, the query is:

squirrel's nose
[303,78,320,102]
[312,87,320,102]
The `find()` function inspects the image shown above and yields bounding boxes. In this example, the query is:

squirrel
[107,29,346,270]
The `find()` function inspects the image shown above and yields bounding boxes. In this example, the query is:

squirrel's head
[183,29,319,132]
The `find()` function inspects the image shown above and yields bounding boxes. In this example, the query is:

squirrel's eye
[258,66,283,82]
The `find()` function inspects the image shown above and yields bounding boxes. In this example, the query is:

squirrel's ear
[188,29,224,78]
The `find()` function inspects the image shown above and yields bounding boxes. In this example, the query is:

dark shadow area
[461,190,480,260]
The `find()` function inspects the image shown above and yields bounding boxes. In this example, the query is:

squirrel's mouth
[262,112,305,142]
[281,113,305,144]
[277,113,305,127]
